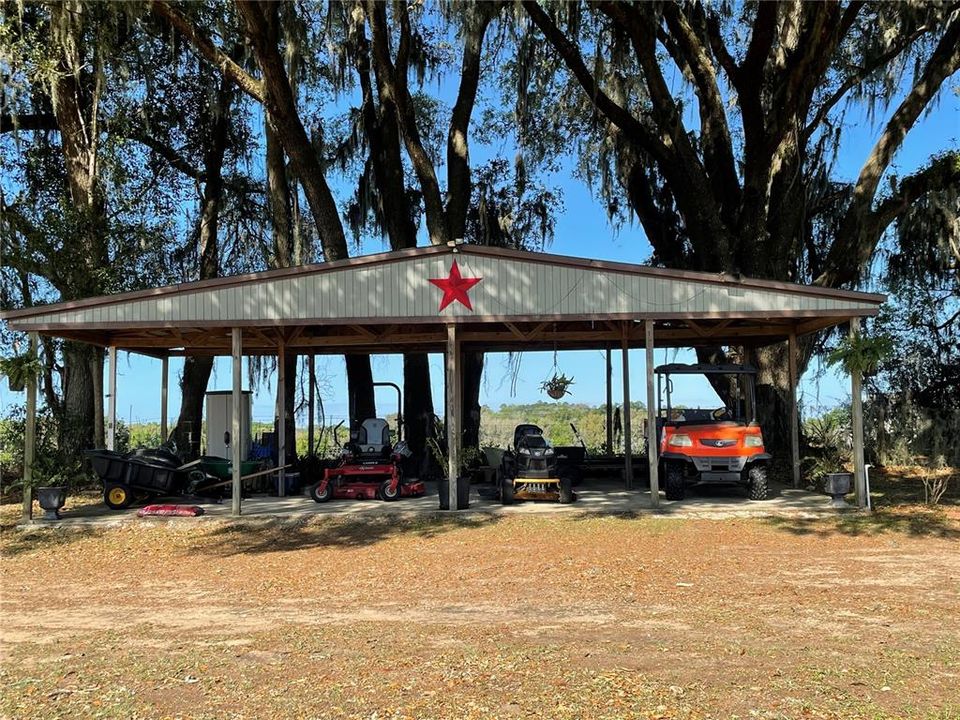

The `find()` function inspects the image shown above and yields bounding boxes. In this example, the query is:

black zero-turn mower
[499,424,576,504]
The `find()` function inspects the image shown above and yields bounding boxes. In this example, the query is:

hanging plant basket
[540,373,574,400]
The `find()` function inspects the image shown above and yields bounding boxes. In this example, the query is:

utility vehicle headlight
[744,435,764,448]
[668,434,693,447]
[544,448,555,456]
[518,447,531,455]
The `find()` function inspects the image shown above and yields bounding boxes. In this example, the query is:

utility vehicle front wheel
[747,465,769,501]
[664,462,686,501]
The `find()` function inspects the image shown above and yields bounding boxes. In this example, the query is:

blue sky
[2,18,958,433]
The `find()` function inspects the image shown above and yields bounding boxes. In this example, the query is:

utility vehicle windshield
[655,365,757,427]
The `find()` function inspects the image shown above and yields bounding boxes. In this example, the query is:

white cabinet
[205,390,252,459]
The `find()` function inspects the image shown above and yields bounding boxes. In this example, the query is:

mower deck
[316,462,425,502]
[512,477,562,501]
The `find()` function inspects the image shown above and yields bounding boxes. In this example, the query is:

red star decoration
[429,259,482,312]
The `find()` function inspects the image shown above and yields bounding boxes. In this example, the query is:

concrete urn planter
[36,486,67,520]
[823,472,852,508]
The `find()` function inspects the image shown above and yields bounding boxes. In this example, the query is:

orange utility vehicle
[655,363,771,501]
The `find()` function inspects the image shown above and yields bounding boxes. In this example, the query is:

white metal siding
[13,254,879,327]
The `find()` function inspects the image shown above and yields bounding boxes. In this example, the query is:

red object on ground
[137,504,205,517]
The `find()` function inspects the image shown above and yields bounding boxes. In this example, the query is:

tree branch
[661,3,740,205]
[149,0,265,103]
[740,1,779,84]
[446,4,497,240]
[128,131,204,181]
[598,1,733,268]
[872,152,960,235]
[0,113,58,134]
[818,14,960,287]
[522,0,669,163]
[802,19,938,142]
[366,0,450,245]
[235,0,349,260]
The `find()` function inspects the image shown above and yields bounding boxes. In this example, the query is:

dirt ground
[1,503,959,720]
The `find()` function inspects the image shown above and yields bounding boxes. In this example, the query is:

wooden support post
[850,318,867,509]
[622,324,633,490]
[788,331,801,489]
[22,332,38,523]
[445,324,462,509]
[106,346,117,451]
[307,354,316,456]
[645,320,659,507]
[160,355,169,442]
[231,328,243,516]
[605,347,613,454]
[277,341,286,498]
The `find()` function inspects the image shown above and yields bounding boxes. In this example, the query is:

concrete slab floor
[17,479,850,529]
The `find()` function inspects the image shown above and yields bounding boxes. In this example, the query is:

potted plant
[425,437,477,510]
[0,352,42,393]
[826,332,892,377]
[802,413,853,507]
[540,372,574,400]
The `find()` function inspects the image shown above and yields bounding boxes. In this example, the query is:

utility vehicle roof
[654,363,757,375]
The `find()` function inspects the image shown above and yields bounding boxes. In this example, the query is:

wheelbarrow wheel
[104,482,133,510]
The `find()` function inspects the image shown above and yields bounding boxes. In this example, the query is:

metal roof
[0,244,884,355]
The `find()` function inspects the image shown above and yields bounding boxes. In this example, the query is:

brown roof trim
[0,243,885,321]
[8,308,877,334]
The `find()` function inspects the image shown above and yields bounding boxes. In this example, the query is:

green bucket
[200,457,261,480]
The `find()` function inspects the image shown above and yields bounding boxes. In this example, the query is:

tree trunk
[402,353,434,464]
[169,71,234,457]
[751,344,793,463]
[460,349,484,450]
[283,351,297,460]
[60,342,96,455]
[346,355,376,426]
[91,352,104,449]
[171,356,214,459]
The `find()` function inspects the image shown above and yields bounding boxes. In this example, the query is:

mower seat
[352,418,392,460]
[512,423,543,450]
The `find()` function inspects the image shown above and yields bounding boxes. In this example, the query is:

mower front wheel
[380,478,401,501]
[558,474,575,504]
[501,478,515,505]
[310,481,333,503]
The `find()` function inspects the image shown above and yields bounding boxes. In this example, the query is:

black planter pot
[438,476,470,510]
[36,486,68,521]
[823,472,853,508]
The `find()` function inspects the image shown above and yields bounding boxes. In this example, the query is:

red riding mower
[309,418,425,503]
